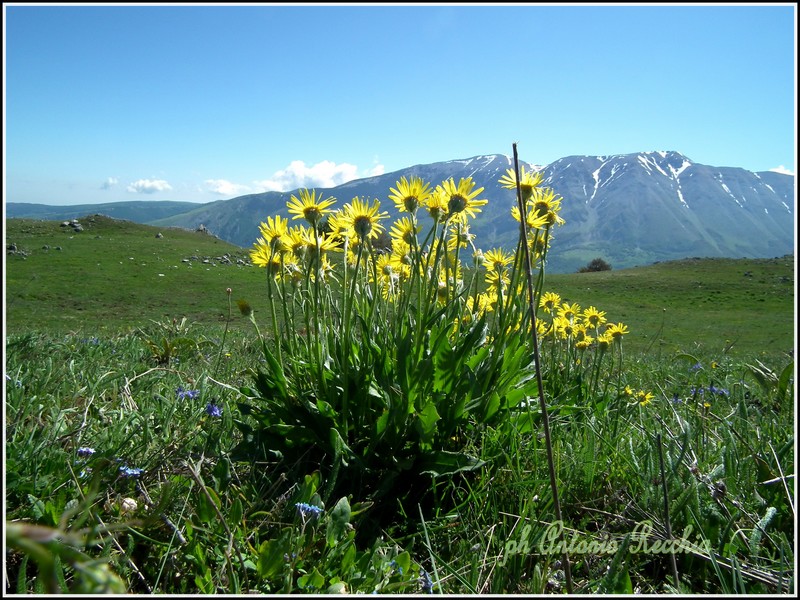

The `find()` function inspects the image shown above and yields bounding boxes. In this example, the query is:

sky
[3,2,797,206]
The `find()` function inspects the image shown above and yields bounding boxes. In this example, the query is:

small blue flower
[205,403,223,417]
[671,393,683,404]
[295,502,323,519]
[420,569,434,594]
[77,447,95,458]
[176,386,200,400]
[119,466,143,478]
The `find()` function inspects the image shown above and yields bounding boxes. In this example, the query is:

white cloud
[769,165,795,176]
[205,179,253,197]
[127,179,173,194]
[367,163,386,177]
[101,177,118,190]
[254,160,365,192]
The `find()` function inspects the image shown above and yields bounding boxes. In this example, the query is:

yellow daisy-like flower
[606,322,630,343]
[447,224,476,252]
[558,302,582,324]
[582,306,607,329]
[287,189,337,227]
[511,204,551,231]
[436,177,488,222]
[539,291,561,314]
[498,165,543,201]
[483,247,515,273]
[339,196,389,242]
[597,332,613,350]
[389,217,420,247]
[624,385,635,397]
[299,229,341,264]
[425,188,450,223]
[388,175,433,215]
[554,316,575,339]
[637,390,654,407]
[485,268,510,290]
[530,187,565,227]
[250,239,283,276]
[257,215,290,254]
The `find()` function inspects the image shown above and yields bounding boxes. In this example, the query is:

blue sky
[4,3,797,206]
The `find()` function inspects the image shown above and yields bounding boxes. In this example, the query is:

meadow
[4,170,796,595]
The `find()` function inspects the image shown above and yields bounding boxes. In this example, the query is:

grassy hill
[4,215,795,359]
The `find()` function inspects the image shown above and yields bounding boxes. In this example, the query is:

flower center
[448,194,467,214]
[354,215,372,239]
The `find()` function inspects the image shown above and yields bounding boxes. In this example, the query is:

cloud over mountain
[127,179,173,194]
[255,160,385,192]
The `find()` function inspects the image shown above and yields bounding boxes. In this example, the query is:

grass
[4,209,796,595]
[5,216,794,361]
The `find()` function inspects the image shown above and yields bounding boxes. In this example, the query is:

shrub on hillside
[578,257,612,273]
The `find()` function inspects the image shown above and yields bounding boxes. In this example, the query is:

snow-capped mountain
[7,151,794,273]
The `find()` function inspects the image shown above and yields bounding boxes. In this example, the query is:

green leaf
[326,496,352,547]
[297,568,325,590]
[415,402,440,447]
[777,361,793,402]
[417,451,485,477]
[229,497,243,526]
[257,531,291,580]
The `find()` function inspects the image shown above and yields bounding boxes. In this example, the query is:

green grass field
[5,215,794,360]
[4,214,796,594]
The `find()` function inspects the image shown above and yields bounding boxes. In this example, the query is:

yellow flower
[425,189,450,223]
[511,205,551,231]
[250,239,283,276]
[625,385,635,396]
[530,187,565,227]
[499,165,544,201]
[257,215,290,254]
[557,302,582,324]
[435,177,488,222]
[606,322,629,343]
[339,196,389,242]
[582,306,607,329]
[539,291,561,314]
[447,224,476,252]
[483,247,514,273]
[287,189,337,227]
[638,390,654,407]
[388,175,433,215]
[390,217,420,247]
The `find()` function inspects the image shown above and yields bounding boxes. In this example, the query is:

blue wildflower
[205,403,223,417]
[690,362,703,371]
[77,447,95,458]
[295,502,323,519]
[420,569,434,594]
[119,466,143,478]
[671,393,682,404]
[176,386,200,400]
[708,385,729,397]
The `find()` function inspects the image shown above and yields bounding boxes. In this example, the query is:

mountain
[4,200,202,223]
[6,151,794,273]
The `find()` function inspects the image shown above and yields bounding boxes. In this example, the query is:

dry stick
[656,433,681,590]
[511,143,573,594]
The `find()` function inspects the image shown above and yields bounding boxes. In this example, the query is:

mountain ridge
[6,150,794,274]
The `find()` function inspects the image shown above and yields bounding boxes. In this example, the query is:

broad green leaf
[326,496,351,547]
[417,451,485,477]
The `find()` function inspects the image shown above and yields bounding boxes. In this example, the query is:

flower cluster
[176,386,200,400]
[205,402,223,418]
[295,502,324,519]
[119,465,144,478]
